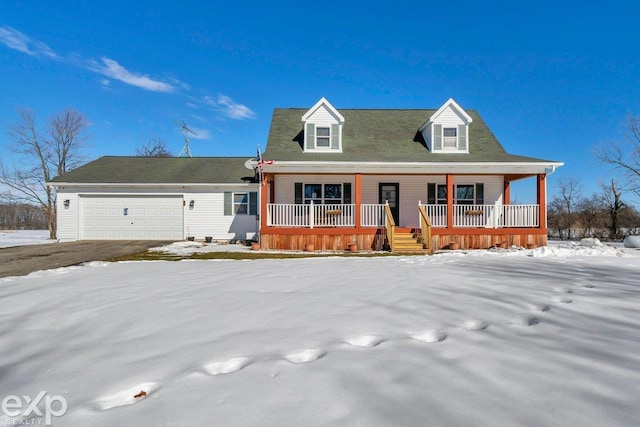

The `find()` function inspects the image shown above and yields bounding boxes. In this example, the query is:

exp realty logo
[2,392,67,425]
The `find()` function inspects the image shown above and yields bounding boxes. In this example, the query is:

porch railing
[361,204,386,227]
[267,202,355,228]
[421,203,539,228]
[267,202,539,228]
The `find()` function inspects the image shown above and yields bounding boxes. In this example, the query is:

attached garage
[80,195,184,240]
[49,156,260,242]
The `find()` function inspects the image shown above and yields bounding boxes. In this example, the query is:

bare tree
[576,194,604,238]
[595,116,640,198]
[600,180,625,240]
[555,177,582,239]
[1,108,89,238]
[135,136,173,157]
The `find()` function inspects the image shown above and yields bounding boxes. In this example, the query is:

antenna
[175,120,197,158]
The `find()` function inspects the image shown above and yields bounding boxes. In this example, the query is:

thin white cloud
[217,95,255,119]
[187,126,212,140]
[88,57,174,93]
[0,26,58,59]
[201,94,255,120]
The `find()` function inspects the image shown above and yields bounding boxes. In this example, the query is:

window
[234,193,249,213]
[443,127,457,148]
[427,183,484,205]
[304,122,341,152]
[316,127,330,147]
[224,192,258,216]
[295,182,351,204]
[455,185,474,205]
[437,184,447,204]
[304,184,322,204]
[304,183,341,204]
[432,124,467,152]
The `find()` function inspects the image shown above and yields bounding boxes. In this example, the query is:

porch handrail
[418,203,433,253]
[267,203,355,228]
[384,202,395,252]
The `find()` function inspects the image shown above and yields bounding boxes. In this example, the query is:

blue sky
[2,1,639,202]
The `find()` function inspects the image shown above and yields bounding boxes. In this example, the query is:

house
[49,98,562,252]
[250,97,563,251]
[49,157,260,242]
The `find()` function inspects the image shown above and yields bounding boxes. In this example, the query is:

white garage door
[80,195,184,240]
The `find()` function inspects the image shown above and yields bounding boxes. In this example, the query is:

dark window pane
[325,184,342,199]
[456,185,474,203]
[304,184,322,199]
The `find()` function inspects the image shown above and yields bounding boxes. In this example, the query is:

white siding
[184,189,259,241]
[56,191,79,241]
[436,106,467,126]
[274,175,354,204]
[361,175,426,227]
[306,104,341,125]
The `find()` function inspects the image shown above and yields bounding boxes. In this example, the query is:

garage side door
[80,195,184,240]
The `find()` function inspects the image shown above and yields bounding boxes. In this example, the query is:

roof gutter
[247,160,565,175]
[47,182,258,188]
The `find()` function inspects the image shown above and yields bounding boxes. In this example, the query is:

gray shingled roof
[263,108,557,163]
[49,156,257,184]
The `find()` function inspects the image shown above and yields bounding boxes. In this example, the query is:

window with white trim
[304,122,342,152]
[224,191,258,215]
[432,124,468,152]
[316,127,330,147]
[443,127,457,148]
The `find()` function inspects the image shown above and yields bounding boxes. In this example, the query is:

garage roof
[49,156,257,184]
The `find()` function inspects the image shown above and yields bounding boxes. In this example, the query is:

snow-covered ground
[0,229,54,248]
[1,236,639,426]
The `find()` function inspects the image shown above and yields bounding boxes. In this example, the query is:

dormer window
[316,127,330,147]
[419,98,473,154]
[443,127,457,148]
[302,97,345,153]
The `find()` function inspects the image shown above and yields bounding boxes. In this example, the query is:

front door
[379,183,399,225]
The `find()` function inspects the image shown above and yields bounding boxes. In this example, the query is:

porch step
[392,231,428,253]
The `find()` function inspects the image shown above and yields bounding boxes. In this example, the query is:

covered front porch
[258,173,549,252]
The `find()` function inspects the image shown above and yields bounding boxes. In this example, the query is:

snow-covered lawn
[1,241,639,426]
[0,230,54,248]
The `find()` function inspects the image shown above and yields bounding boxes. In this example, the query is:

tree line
[0,202,48,230]
[548,178,640,240]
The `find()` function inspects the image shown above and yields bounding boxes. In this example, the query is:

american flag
[256,146,273,170]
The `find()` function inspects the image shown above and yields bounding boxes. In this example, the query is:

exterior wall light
[189,200,195,209]
[63,199,70,209]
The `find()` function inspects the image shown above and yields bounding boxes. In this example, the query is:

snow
[0,229,54,248]
[1,236,640,426]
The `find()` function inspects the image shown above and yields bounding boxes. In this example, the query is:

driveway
[0,240,175,278]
